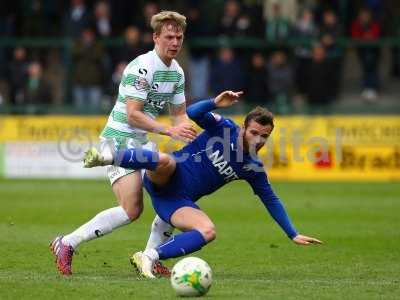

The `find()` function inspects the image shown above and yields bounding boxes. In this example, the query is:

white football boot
[130,251,156,279]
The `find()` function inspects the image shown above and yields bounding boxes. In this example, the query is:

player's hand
[214,90,243,108]
[292,234,323,246]
[166,122,197,143]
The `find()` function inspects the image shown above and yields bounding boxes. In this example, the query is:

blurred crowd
[1,0,400,113]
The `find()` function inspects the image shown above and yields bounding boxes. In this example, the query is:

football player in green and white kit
[50,11,195,276]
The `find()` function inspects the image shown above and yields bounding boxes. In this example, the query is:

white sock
[144,215,174,250]
[62,206,131,249]
[143,248,159,261]
[100,140,115,164]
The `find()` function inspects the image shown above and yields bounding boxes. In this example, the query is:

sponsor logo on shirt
[147,98,167,110]
[134,77,148,91]
[207,149,239,182]
[151,83,159,91]
[138,68,148,76]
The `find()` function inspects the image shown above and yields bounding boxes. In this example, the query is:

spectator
[63,0,91,38]
[217,0,241,36]
[72,27,105,110]
[320,10,343,102]
[294,7,319,51]
[351,7,381,102]
[267,50,293,114]
[305,45,336,110]
[8,47,28,104]
[43,50,66,105]
[320,9,341,57]
[265,2,292,43]
[245,52,268,104]
[20,0,46,36]
[136,2,160,50]
[217,1,261,37]
[210,47,244,95]
[114,26,145,66]
[244,2,265,37]
[22,61,52,105]
[186,5,211,100]
[92,1,114,94]
[293,8,318,95]
[93,0,113,38]
[263,0,298,23]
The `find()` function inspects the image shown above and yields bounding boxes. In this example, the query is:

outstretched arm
[257,184,298,239]
[248,173,322,245]
[187,91,242,130]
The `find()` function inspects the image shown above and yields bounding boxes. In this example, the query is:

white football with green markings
[170,257,212,297]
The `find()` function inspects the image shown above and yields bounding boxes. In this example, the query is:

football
[170,257,212,297]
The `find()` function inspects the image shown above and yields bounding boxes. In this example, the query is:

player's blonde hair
[150,11,187,34]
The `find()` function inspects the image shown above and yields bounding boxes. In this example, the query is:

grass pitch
[0,179,399,299]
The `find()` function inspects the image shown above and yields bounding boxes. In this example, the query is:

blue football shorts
[143,163,200,225]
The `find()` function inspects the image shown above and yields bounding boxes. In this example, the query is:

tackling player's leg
[84,146,177,186]
[50,172,139,275]
[85,146,178,276]
[51,143,176,276]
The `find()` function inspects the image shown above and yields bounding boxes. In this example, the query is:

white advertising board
[4,142,106,179]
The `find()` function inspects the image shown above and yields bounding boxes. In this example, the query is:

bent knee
[199,225,216,242]
[120,200,143,221]
[124,205,143,221]
[157,153,174,169]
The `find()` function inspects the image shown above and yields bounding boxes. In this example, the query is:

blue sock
[114,148,159,170]
[156,230,207,260]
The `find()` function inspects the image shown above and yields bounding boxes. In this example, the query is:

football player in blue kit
[84,90,322,278]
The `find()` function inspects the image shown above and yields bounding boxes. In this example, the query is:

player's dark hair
[244,106,274,128]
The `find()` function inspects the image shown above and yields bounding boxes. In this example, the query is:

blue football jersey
[172,117,271,202]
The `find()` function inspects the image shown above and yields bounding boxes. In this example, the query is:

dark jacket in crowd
[306,60,337,104]
[246,66,269,103]
[23,78,52,104]
[210,58,244,94]
[267,63,293,96]
[72,41,105,86]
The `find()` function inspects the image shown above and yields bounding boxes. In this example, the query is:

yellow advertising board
[0,115,399,181]
[0,116,106,142]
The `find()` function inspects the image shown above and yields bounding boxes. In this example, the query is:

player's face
[243,120,273,153]
[154,23,184,64]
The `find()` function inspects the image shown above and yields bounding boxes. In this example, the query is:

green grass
[0,180,399,299]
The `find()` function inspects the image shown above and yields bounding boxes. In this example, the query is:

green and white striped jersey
[100,50,185,143]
